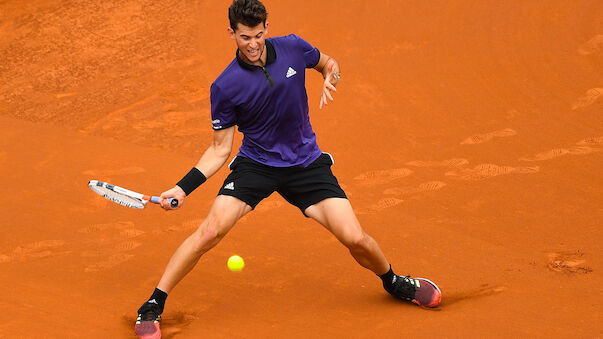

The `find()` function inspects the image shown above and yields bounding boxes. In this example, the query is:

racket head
[88,180,146,209]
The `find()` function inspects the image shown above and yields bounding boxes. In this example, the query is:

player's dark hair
[228,0,268,31]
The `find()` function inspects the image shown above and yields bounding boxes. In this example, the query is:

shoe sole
[135,321,161,339]
[413,278,442,308]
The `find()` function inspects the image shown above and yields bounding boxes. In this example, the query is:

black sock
[378,265,397,294]
[138,288,168,315]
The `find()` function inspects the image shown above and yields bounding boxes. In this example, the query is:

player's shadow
[123,311,196,338]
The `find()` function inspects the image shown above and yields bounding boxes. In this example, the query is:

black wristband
[176,167,206,196]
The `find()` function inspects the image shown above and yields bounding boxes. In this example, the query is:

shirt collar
[236,39,276,70]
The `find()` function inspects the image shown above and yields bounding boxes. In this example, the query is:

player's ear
[264,21,269,35]
[227,27,235,40]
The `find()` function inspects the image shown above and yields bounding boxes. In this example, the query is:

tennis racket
[88,180,178,209]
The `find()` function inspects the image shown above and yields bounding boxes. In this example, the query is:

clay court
[1,0,601,337]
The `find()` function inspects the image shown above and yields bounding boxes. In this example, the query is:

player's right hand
[159,186,186,210]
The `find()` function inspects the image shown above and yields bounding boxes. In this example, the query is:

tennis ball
[227,255,245,272]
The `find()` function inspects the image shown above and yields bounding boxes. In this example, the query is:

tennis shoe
[388,275,442,308]
[135,305,162,339]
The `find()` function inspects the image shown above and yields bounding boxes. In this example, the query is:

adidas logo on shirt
[224,182,235,190]
[286,67,297,78]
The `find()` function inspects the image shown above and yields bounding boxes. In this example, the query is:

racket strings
[90,185,145,209]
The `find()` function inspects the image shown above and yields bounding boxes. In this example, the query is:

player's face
[229,22,268,66]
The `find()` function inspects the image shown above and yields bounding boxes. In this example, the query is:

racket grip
[149,196,179,208]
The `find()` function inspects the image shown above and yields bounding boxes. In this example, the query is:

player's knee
[192,226,223,253]
[345,231,370,252]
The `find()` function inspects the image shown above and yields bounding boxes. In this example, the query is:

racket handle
[150,196,179,208]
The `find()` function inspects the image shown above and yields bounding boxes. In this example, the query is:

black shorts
[218,152,347,216]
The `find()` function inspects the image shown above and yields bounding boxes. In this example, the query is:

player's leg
[305,197,441,308]
[279,153,441,307]
[277,154,389,275]
[304,197,389,275]
[156,194,252,293]
[135,195,251,338]
[137,155,278,327]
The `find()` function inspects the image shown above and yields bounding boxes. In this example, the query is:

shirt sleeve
[210,83,237,130]
[292,34,320,68]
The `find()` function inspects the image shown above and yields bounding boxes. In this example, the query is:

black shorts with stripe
[217,153,347,216]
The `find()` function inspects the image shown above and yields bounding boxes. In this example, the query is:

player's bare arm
[314,52,341,109]
[194,126,235,178]
[159,127,235,209]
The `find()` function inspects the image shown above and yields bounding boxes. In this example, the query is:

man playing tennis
[135,0,441,336]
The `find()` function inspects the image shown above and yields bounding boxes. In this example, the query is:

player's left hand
[320,60,338,109]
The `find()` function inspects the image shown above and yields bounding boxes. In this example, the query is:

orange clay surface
[1,1,602,338]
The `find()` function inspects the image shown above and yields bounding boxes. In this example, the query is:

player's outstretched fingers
[324,87,334,101]
[325,80,337,92]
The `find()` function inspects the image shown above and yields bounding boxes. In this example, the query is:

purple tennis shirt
[210,34,323,167]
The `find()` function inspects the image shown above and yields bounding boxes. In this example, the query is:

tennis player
[136,0,441,336]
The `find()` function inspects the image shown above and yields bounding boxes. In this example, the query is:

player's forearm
[172,143,229,197]
[174,127,234,196]
[194,143,231,179]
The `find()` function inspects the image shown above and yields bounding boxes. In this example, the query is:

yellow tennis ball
[227,255,245,272]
